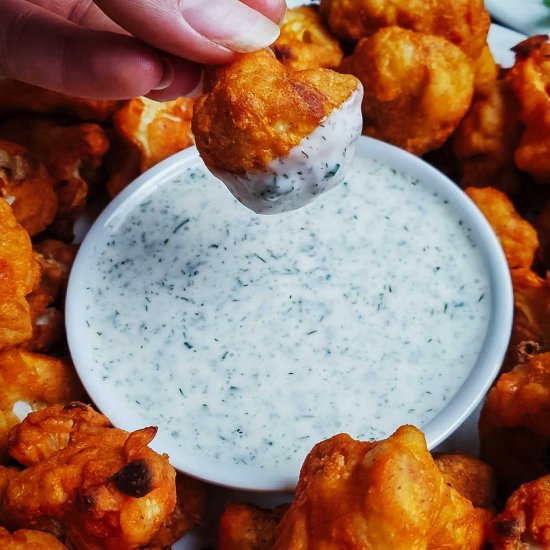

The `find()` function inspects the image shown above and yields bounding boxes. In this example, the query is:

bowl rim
[66,135,513,492]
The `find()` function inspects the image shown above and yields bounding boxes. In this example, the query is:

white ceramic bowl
[66,136,513,492]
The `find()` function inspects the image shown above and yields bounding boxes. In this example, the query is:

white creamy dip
[74,147,492,489]
[212,84,363,214]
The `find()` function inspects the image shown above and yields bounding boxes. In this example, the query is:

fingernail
[182,0,280,53]
[184,67,204,98]
[153,57,175,90]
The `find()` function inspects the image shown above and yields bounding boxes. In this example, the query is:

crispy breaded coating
[273,426,488,549]
[491,474,550,549]
[434,453,497,509]
[0,140,57,236]
[272,6,343,72]
[510,35,550,185]
[0,349,84,462]
[219,503,289,550]
[0,116,109,242]
[1,426,177,549]
[453,80,524,195]
[479,352,550,495]
[0,79,118,122]
[465,187,539,271]
[7,402,109,467]
[340,27,474,156]
[535,200,550,270]
[0,201,40,350]
[0,526,68,549]
[319,0,490,59]
[113,96,195,174]
[146,473,208,548]
[193,49,359,174]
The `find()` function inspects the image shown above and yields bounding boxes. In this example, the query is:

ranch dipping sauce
[212,84,363,214]
[77,147,491,487]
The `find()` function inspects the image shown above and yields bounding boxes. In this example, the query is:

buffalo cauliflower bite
[0,201,40,350]
[112,96,195,174]
[272,6,344,72]
[0,116,110,242]
[510,35,550,185]
[453,80,524,196]
[340,27,474,156]
[479,352,550,495]
[465,187,539,271]
[0,140,57,236]
[0,526,68,549]
[0,349,84,462]
[319,0,490,60]
[273,426,488,549]
[192,49,363,213]
[1,426,177,549]
[491,475,550,549]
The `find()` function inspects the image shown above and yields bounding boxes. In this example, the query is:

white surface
[486,0,550,37]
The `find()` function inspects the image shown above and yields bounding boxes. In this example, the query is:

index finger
[92,0,283,64]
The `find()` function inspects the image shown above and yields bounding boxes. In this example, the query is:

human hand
[1,0,285,101]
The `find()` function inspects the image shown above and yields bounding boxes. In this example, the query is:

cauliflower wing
[1,426,176,549]
[0,116,109,242]
[0,349,84,462]
[273,426,488,549]
[510,35,550,185]
[465,187,539,271]
[479,352,550,495]
[192,49,362,213]
[0,140,58,236]
[491,474,550,549]
[112,96,195,174]
[319,0,490,60]
[340,26,474,156]
[272,6,343,72]
[453,80,524,196]
[0,201,40,350]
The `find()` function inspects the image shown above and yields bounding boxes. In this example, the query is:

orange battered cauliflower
[465,187,539,271]
[509,35,550,185]
[319,0,490,60]
[0,116,109,241]
[272,6,344,72]
[0,140,57,236]
[0,349,84,462]
[273,426,488,549]
[340,26,474,156]
[112,96,195,174]
[0,201,40,350]
[1,426,177,549]
[479,352,550,495]
[491,474,550,549]
[453,80,524,195]
[193,49,360,175]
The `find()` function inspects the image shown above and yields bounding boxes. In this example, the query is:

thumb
[92,0,283,64]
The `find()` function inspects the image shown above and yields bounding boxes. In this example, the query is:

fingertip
[146,59,204,102]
